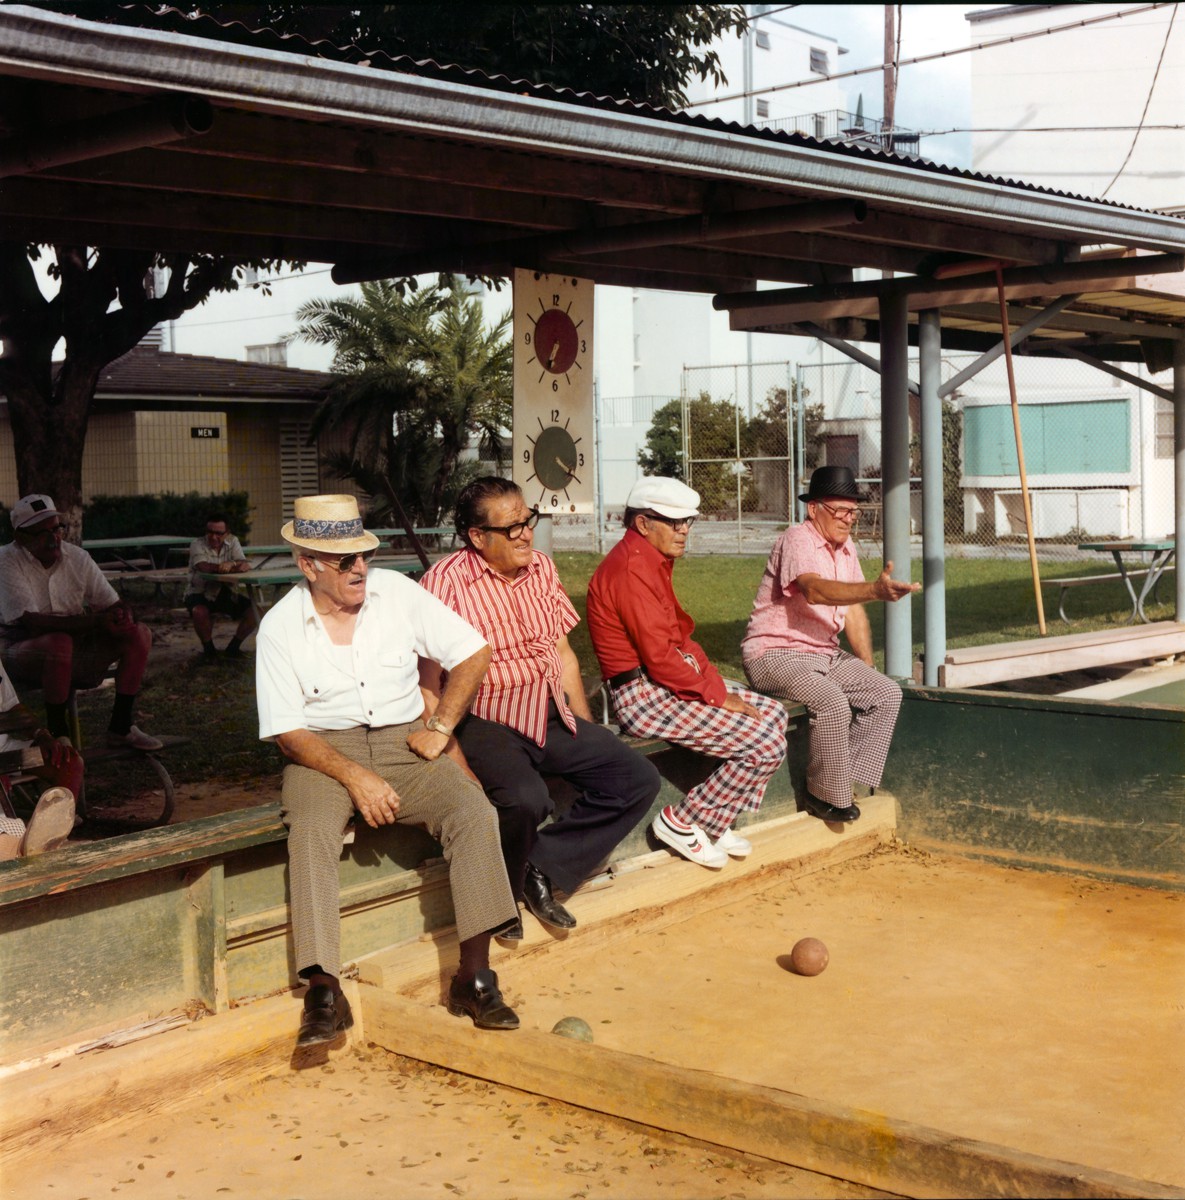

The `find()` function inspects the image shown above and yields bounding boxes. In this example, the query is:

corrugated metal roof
[113,2,1172,220]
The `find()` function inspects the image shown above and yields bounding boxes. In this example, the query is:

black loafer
[804,794,862,823]
[447,968,520,1030]
[296,984,354,1046]
[523,863,577,930]
[495,915,524,944]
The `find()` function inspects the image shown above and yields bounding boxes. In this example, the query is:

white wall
[969,3,1185,211]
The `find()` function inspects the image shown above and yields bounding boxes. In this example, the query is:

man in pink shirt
[742,466,918,823]
[587,477,789,869]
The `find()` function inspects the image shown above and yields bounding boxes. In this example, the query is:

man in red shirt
[742,466,919,823]
[420,478,659,939]
[586,477,789,869]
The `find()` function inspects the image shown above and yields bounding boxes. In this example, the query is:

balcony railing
[757,108,921,158]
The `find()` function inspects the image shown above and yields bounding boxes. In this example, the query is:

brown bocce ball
[790,937,829,976]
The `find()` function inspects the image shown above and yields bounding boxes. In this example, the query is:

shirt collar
[802,517,853,556]
[296,575,375,634]
[457,545,544,586]
[623,527,675,577]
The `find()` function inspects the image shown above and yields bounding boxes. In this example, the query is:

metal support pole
[879,292,913,679]
[918,310,946,686]
[1175,338,1185,619]
[593,376,605,555]
[795,363,806,523]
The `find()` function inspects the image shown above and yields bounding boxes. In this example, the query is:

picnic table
[83,535,191,570]
[1076,539,1176,624]
[199,559,426,624]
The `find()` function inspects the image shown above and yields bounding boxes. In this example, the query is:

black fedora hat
[799,465,868,504]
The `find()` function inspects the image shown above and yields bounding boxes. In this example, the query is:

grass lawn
[68,554,1173,800]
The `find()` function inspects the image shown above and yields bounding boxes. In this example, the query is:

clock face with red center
[512,270,594,515]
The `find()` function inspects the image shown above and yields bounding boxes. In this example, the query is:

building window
[246,342,288,366]
[809,48,829,76]
[1155,399,1174,458]
[756,99,770,119]
[755,29,771,50]
[280,420,320,518]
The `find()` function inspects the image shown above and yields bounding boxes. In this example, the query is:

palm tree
[292,277,512,527]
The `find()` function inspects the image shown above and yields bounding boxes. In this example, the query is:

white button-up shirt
[0,670,32,755]
[0,541,118,640]
[186,532,247,599]
[255,566,487,740]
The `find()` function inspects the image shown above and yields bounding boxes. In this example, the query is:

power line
[1100,2,1179,196]
[918,125,1185,136]
[686,2,1173,107]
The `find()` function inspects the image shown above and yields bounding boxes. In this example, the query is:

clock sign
[512,269,594,514]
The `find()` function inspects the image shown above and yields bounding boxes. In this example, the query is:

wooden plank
[941,622,1185,666]
[939,626,1185,689]
[359,989,1176,1200]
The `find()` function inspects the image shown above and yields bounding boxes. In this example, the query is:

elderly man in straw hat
[256,494,522,1045]
[742,465,919,824]
[586,477,790,870]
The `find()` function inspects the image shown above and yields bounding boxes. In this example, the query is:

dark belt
[607,666,645,690]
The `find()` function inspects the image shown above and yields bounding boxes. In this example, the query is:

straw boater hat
[281,494,380,554]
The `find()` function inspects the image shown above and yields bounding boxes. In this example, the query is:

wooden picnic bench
[914,621,1185,689]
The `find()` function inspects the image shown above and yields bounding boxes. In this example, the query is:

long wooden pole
[376,474,431,571]
[996,265,1047,635]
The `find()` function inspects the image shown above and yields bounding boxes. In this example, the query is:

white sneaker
[21,787,76,856]
[714,828,752,858]
[107,725,163,752]
[651,808,728,869]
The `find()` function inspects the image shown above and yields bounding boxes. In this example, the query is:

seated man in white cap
[0,494,161,750]
[586,477,789,869]
[742,465,919,823]
[255,494,522,1045]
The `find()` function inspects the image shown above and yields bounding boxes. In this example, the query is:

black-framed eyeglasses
[643,511,697,531]
[816,501,861,522]
[308,548,378,572]
[478,508,540,540]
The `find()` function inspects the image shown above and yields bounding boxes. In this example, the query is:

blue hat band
[292,516,365,540]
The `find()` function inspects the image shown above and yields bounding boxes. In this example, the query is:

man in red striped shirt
[419,478,659,940]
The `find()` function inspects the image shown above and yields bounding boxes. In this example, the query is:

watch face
[512,269,595,515]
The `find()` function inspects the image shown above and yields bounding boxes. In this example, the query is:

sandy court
[4,845,1182,1198]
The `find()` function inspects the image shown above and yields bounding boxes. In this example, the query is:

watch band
[424,714,453,737]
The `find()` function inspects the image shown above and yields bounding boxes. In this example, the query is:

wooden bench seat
[1044,565,1174,623]
[915,621,1185,689]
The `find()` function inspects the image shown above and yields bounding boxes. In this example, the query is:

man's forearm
[843,604,874,666]
[433,646,491,730]
[275,728,363,788]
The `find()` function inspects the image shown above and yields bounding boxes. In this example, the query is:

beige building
[0,339,344,540]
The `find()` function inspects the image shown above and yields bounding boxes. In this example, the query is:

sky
[775,4,1009,169]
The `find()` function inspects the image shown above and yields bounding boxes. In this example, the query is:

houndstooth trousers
[743,649,902,808]
[609,676,789,838]
[280,722,517,981]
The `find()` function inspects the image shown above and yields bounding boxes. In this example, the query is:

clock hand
[555,457,576,478]
[547,341,561,369]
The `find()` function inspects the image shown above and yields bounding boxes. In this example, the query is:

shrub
[82,492,252,542]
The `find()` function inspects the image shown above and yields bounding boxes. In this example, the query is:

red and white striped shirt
[420,548,579,747]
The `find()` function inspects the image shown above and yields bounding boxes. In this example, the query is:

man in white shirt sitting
[255,494,521,1047]
[0,494,161,750]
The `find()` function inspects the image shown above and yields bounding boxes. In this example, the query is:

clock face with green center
[512,269,594,515]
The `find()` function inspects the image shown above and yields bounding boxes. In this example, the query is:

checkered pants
[743,649,902,807]
[280,723,516,981]
[609,677,788,838]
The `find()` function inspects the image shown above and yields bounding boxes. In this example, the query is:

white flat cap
[626,476,701,519]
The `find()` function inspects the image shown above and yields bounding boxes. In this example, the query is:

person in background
[0,494,162,751]
[742,466,918,823]
[185,513,256,660]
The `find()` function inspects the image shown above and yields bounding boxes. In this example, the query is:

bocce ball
[789,937,829,976]
[551,1016,594,1042]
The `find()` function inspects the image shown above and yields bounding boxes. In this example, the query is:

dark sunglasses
[478,508,540,540]
[19,523,67,540]
[309,548,378,572]
[643,511,697,531]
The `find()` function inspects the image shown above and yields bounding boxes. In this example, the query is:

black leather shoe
[447,968,520,1030]
[523,863,577,930]
[495,915,524,944]
[296,984,353,1046]
[804,794,861,823]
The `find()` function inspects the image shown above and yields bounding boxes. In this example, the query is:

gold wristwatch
[424,714,453,737]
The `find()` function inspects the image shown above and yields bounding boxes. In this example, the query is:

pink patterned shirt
[742,520,864,661]
[420,548,579,747]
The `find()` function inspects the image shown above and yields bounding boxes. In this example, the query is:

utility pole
[883,4,898,150]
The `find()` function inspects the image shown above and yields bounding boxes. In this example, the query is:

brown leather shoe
[447,969,520,1030]
[296,984,353,1046]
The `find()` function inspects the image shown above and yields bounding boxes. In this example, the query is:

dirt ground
[6,845,1182,1199]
